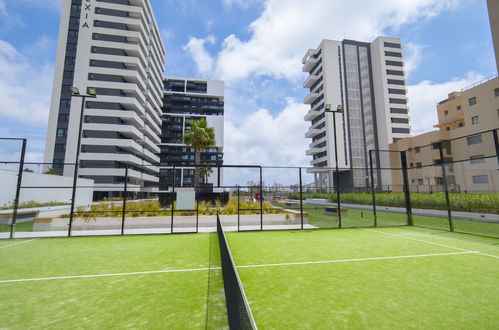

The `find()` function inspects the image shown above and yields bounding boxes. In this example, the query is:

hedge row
[288,192,498,213]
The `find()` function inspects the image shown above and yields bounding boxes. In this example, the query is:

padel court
[0,226,498,329]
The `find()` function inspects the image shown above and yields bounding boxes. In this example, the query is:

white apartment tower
[303,37,411,190]
[43,0,165,199]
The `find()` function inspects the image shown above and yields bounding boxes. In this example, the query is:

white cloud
[404,42,425,77]
[189,0,459,82]
[407,72,483,134]
[224,98,309,166]
[183,35,216,75]
[0,39,53,126]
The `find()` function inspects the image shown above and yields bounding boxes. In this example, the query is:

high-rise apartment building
[303,37,411,190]
[43,0,166,199]
[159,78,224,189]
[487,0,499,73]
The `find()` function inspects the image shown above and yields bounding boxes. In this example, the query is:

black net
[216,214,257,330]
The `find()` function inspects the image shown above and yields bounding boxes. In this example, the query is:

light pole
[68,87,97,237]
[324,104,343,228]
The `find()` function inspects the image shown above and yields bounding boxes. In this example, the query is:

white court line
[236,251,478,269]
[364,228,499,259]
[0,267,221,284]
[0,238,39,249]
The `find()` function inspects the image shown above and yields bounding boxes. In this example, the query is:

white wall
[0,169,94,207]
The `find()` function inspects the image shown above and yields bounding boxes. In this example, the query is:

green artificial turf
[227,227,499,329]
[0,233,227,329]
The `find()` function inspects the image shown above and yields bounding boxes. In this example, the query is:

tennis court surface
[1,225,498,329]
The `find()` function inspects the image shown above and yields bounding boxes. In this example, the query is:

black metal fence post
[196,197,199,233]
[493,129,499,165]
[438,143,454,231]
[400,151,413,226]
[171,166,175,234]
[299,167,304,230]
[121,165,128,236]
[259,166,263,231]
[10,139,26,239]
[369,150,377,227]
[237,185,240,232]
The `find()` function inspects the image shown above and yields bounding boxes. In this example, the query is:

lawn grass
[227,227,499,329]
[0,221,33,233]
[0,234,227,329]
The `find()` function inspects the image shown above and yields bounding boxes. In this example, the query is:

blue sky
[0,0,496,170]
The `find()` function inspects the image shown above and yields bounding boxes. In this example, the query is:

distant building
[390,76,499,193]
[487,0,499,73]
[303,37,410,191]
[43,0,165,199]
[159,78,224,189]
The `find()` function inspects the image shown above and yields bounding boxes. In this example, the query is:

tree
[183,118,216,189]
[44,168,59,175]
[198,163,213,184]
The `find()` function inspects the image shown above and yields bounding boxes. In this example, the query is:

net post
[438,142,454,231]
[400,151,413,226]
[10,138,26,239]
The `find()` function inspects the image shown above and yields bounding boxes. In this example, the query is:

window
[471,116,479,125]
[391,117,409,124]
[435,177,444,185]
[66,43,77,51]
[472,175,488,184]
[63,70,74,79]
[470,155,485,164]
[416,162,422,168]
[417,179,424,185]
[58,113,70,122]
[390,108,408,114]
[444,110,448,115]
[64,57,75,65]
[59,99,71,107]
[392,127,410,133]
[388,88,406,95]
[56,128,67,137]
[385,51,402,57]
[467,135,482,145]
[71,4,81,11]
[495,88,499,97]
[415,147,421,153]
[386,60,403,66]
[386,69,404,76]
[432,142,441,150]
[387,79,405,85]
[54,143,66,153]
[69,16,80,24]
[61,85,72,93]
[389,98,407,104]
[68,30,79,38]
[468,97,477,106]
[458,122,464,127]
[456,105,461,110]
[384,42,401,49]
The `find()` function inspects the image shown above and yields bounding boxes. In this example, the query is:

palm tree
[183,118,216,189]
[199,163,214,183]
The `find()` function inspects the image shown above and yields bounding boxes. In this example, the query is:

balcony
[305,127,323,138]
[304,91,321,105]
[303,73,320,89]
[302,49,320,72]
[304,108,323,121]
